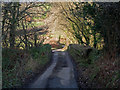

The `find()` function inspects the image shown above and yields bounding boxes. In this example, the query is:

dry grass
[2,45,52,88]
[68,44,120,88]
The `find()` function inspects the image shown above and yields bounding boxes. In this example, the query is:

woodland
[1,2,120,88]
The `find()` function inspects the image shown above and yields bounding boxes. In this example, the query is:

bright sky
[3,0,45,1]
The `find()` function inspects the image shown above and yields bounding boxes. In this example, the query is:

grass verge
[2,44,52,88]
[67,44,120,88]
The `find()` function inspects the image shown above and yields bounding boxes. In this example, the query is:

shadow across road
[27,49,78,89]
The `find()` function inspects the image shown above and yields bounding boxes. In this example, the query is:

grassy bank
[68,44,120,88]
[2,44,52,88]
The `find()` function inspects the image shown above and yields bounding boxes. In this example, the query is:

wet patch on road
[28,50,78,88]
[46,51,78,88]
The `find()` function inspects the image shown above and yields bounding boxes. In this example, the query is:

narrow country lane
[28,49,78,88]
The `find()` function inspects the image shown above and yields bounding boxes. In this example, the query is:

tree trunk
[34,34,37,47]
[10,25,16,48]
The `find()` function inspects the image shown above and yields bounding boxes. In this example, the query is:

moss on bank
[2,44,52,88]
[68,44,120,88]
